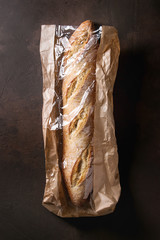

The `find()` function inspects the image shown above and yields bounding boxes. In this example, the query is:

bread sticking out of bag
[62,20,99,206]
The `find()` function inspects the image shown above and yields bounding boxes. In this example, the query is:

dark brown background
[0,0,160,239]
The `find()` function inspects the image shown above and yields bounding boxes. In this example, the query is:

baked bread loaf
[62,20,99,206]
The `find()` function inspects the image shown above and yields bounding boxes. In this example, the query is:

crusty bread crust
[62,20,99,206]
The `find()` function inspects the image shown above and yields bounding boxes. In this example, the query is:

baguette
[62,20,99,206]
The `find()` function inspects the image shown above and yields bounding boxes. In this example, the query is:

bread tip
[79,20,94,30]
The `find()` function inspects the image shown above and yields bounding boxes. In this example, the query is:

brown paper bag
[40,22,121,217]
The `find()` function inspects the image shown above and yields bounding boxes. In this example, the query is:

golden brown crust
[62,20,99,206]
[71,145,92,187]
[64,20,93,67]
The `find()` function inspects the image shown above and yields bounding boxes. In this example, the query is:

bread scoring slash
[62,20,99,206]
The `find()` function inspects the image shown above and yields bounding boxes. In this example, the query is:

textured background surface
[0,0,160,239]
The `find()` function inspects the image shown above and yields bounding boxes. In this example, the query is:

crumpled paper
[40,23,121,217]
